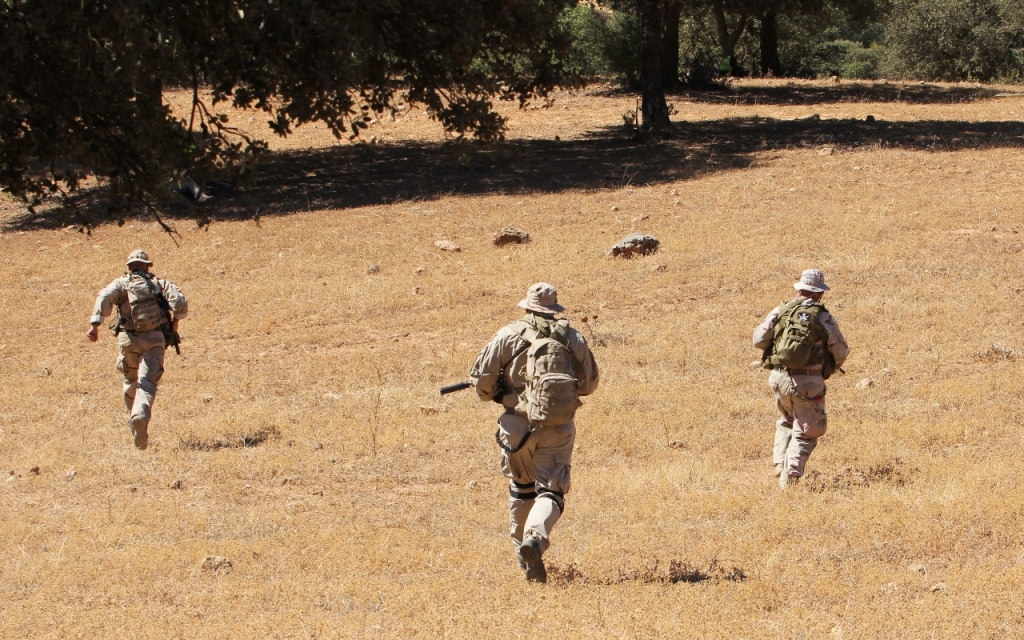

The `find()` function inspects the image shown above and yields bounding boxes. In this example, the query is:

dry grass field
[3,79,1024,638]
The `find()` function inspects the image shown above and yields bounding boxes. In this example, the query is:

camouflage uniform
[89,250,188,449]
[471,283,598,582]
[753,270,848,487]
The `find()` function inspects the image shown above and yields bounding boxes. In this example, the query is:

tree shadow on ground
[663,82,1022,106]
[6,113,1024,231]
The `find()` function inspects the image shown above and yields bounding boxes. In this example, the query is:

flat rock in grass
[493,227,530,247]
[435,240,461,252]
[201,555,232,575]
[608,233,659,258]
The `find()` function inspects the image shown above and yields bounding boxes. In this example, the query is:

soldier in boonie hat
[469,283,599,583]
[753,269,849,489]
[517,282,566,315]
[86,250,188,451]
[793,269,830,294]
[125,249,153,267]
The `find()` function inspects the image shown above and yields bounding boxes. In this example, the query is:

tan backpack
[125,272,170,332]
[511,318,581,427]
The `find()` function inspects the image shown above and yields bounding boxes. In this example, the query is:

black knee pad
[537,489,564,513]
[510,480,537,501]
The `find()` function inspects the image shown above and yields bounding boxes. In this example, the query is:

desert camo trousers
[497,410,574,557]
[769,369,827,477]
[116,330,166,432]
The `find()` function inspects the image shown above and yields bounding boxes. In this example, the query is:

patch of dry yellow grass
[2,81,1024,637]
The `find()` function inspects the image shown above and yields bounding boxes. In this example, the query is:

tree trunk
[136,71,164,124]
[711,0,748,58]
[660,0,681,89]
[640,0,671,131]
[759,9,783,77]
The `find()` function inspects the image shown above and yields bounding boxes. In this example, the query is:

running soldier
[470,283,599,582]
[87,250,188,450]
[754,269,849,489]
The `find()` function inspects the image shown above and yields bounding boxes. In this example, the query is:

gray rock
[856,378,874,389]
[366,264,381,274]
[493,227,530,247]
[608,233,660,258]
[434,240,461,252]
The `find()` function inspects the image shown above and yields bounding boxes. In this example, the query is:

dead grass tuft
[973,343,1017,362]
[806,458,914,492]
[177,425,280,451]
[547,559,747,586]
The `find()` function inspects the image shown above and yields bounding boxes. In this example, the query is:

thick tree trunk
[759,9,783,77]
[639,0,671,131]
[660,0,681,89]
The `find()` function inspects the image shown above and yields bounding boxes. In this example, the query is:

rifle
[139,271,182,356]
[440,381,472,395]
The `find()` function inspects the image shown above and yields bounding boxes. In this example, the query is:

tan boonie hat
[518,282,565,314]
[126,249,153,267]
[794,269,830,293]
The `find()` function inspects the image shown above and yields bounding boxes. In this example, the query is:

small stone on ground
[201,556,232,575]
[608,233,660,258]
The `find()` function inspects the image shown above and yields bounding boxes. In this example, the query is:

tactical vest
[124,272,170,332]
[764,298,829,371]
[510,316,581,428]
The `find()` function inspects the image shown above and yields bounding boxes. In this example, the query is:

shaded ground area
[6,112,1024,231]
[663,82,1022,106]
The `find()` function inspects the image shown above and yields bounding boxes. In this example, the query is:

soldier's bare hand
[86,325,99,342]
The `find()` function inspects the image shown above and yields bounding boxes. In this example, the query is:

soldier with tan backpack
[87,250,188,450]
[470,283,599,582]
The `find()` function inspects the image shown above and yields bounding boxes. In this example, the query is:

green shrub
[882,0,1024,81]
[602,11,643,88]
[560,4,613,80]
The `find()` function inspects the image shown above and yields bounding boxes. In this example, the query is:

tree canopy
[0,0,576,225]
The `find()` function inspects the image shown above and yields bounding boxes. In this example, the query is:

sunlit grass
[1,81,1024,637]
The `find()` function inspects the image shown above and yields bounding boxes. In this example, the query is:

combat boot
[131,417,148,450]
[779,472,800,489]
[518,537,547,583]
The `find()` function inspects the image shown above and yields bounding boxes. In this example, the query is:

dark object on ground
[608,233,660,258]
[494,227,530,246]
[174,179,214,204]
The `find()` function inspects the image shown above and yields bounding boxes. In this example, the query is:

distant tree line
[563,0,1024,126]
[565,0,1024,85]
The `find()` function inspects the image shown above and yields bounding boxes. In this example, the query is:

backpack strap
[137,272,174,326]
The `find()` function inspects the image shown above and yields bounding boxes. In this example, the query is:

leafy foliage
[0,0,576,225]
[882,0,1024,81]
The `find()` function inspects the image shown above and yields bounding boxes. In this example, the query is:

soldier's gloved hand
[492,379,508,404]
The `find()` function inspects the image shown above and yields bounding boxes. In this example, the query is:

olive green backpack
[763,299,835,378]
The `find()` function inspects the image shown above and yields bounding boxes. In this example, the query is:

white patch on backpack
[798,313,811,324]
